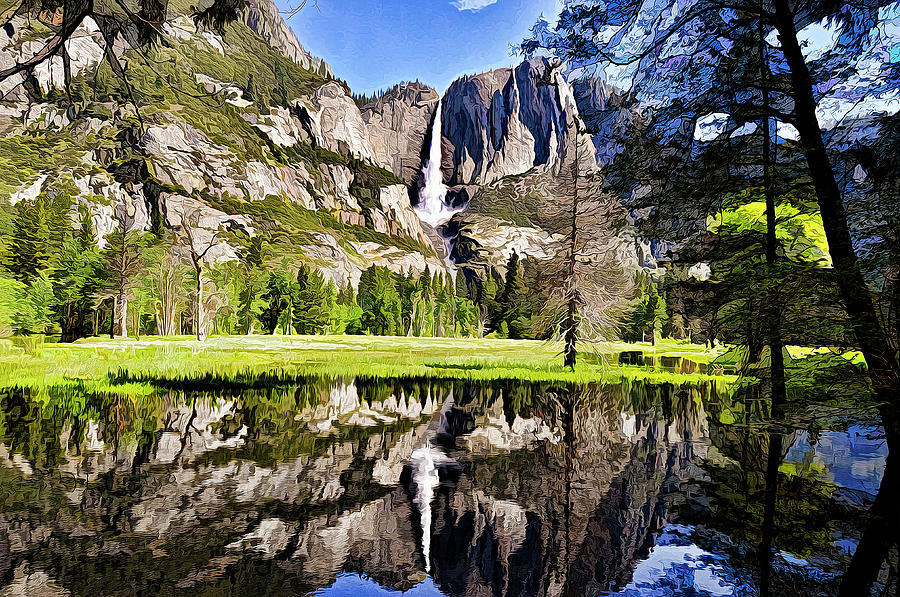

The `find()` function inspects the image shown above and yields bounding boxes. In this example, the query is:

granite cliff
[0,0,446,288]
[0,0,643,301]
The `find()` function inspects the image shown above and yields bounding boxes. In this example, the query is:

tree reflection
[0,374,883,595]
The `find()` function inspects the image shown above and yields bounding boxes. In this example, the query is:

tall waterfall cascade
[416,100,462,228]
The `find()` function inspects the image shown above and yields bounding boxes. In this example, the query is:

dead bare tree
[532,119,635,368]
[99,203,145,339]
[178,206,222,341]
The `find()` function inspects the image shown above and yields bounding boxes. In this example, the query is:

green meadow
[0,335,737,397]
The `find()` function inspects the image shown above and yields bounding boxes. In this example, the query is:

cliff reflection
[0,376,872,595]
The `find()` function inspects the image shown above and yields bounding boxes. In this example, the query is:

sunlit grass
[0,335,735,396]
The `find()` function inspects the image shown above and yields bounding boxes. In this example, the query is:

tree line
[5,185,629,341]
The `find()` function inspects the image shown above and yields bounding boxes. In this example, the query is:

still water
[0,377,884,596]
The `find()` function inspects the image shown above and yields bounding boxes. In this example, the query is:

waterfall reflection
[0,375,885,595]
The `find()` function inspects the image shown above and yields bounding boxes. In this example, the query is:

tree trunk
[119,295,128,339]
[113,292,128,339]
[890,235,900,350]
[564,124,580,369]
[773,0,899,395]
[194,263,205,341]
[160,265,175,337]
[839,447,900,596]
[757,21,788,592]
[286,300,292,335]
[772,3,900,592]
[564,296,577,369]
[758,431,784,597]
[62,303,73,343]
[450,298,456,338]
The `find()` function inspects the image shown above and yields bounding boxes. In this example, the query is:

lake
[0,376,884,596]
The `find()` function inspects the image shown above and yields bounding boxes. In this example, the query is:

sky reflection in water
[0,375,883,596]
[315,573,446,597]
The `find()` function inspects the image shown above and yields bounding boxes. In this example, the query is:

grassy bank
[0,335,734,396]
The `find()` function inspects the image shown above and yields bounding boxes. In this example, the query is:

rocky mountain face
[0,0,445,287]
[0,0,643,297]
[238,0,333,77]
[361,82,440,184]
[440,58,578,188]
[426,59,640,281]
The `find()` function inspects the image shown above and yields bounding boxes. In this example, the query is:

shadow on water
[0,372,890,596]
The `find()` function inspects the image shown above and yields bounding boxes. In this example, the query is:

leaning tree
[523,0,900,592]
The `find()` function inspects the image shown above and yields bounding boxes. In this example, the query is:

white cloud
[451,0,498,11]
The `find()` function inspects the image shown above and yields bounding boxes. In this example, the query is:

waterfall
[416,100,462,228]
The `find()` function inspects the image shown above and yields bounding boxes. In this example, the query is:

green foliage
[623,281,669,344]
[358,265,403,336]
[236,266,266,334]
[13,270,57,335]
[9,192,73,282]
[710,191,831,266]
[293,264,332,335]
[454,297,479,337]
[52,230,102,341]
[259,270,295,334]
[0,132,86,196]
[208,194,436,260]
[492,252,531,338]
[0,277,25,336]
[330,301,364,335]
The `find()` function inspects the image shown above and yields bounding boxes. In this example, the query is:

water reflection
[606,525,750,596]
[316,573,445,596]
[784,425,887,496]
[0,376,884,596]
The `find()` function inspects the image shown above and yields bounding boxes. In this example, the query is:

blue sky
[279,0,560,93]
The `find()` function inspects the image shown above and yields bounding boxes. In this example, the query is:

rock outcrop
[440,58,580,187]
[0,0,445,285]
[239,0,333,77]
[424,60,640,295]
[361,82,440,182]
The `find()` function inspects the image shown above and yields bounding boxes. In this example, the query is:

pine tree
[336,279,356,306]
[476,271,499,338]
[236,235,266,335]
[10,196,52,283]
[358,265,402,336]
[13,269,56,335]
[455,269,470,300]
[293,264,330,335]
[496,252,528,338]
[53,224,101,341]
[260,270,294,335]
[646,282,669,346]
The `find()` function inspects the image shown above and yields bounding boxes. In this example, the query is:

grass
[0,335,735,397]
